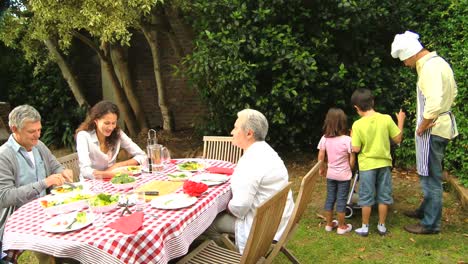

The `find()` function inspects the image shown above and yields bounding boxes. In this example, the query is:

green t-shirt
[351,112,401,171]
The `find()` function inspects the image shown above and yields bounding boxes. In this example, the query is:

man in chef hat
[391,31,458,235]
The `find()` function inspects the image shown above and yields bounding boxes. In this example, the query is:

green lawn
[18,166,468,264]
[272,169,468,264]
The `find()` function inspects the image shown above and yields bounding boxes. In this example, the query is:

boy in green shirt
[351,88,406,236]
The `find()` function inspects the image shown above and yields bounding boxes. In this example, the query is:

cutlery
[145,191,159,196]
[66,217,77,229]
[64,182,78,189]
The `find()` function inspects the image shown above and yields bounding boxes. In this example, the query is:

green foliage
[1,43,85,149]
[183,0,466,183]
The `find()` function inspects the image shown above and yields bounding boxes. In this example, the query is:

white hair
[237,109,268,141]
[8,105,41,129]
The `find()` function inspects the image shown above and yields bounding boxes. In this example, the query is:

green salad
[178,161,203,171]
[89,193,119,207]
[111,173,136,184]
[76,211,87,223]
[168,173,189,178]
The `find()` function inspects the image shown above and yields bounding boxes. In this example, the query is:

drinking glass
[148,144,164,172]
[162,147,171,166]
[133,190,146,212]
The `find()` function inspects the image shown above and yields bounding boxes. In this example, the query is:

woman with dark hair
[76,100,145,180]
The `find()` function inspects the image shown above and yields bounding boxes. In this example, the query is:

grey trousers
[203,212,236,246]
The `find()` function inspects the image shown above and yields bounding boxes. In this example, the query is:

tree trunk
[110,45,148,130]
[71,31,139,136]
[43,37,89,108]
[140,20,174,132]
[100,43,139,136]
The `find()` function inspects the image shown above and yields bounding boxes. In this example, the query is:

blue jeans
[418,135,448,231]
[358,167,393,206]
[324,179,350,212]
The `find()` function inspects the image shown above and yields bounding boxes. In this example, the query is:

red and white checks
[3,159,234,264]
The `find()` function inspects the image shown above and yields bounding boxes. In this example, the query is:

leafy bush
[1,44,85,150]
[183,0,466,184]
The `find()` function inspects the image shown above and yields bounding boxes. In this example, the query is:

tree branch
[71,30,105,59]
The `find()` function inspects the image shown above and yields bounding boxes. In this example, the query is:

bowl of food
[167,171,192,182]
[39,192,93,216]
[110,173,137,190]
[88,193,119,213]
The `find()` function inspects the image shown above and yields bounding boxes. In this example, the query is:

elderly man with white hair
[204,108,294,253]
[0,105,74,263]
[391,31,458,234]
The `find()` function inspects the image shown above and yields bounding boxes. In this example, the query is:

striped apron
[415,87,431,176]
[415,56,458,176]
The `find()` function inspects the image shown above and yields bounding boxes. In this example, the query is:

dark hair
[351,88,374,111]
[76,100,120,149]
[322,108,348,137]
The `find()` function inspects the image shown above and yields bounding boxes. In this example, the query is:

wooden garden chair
[57,152,80,182]
[202,136,243,164]
[177,182,292,264]
[265,161,322,264]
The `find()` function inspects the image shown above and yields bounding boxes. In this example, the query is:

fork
[64,182,78,189]
[65,218,77,229]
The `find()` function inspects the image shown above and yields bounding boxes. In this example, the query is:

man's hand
[416,118,435,136]
[61,169,74,182]
[45,173,66,187]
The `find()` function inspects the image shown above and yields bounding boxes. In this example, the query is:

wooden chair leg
[220,233,238,252]
[280,246,301,264]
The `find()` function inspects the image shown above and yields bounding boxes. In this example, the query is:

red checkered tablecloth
[3,159,234,264]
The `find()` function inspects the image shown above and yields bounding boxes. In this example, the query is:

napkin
[107,212,144,234]
[183,181,208,197]
[206,167,234,175]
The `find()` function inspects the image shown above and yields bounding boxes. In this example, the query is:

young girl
[317,108,355,234]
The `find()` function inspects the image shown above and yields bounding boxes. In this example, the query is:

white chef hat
[391,31,423,61]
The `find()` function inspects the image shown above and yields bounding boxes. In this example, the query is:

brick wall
[76,17,205,131]
[128,19,206,131]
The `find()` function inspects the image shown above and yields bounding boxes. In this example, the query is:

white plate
[42,211,95,233]
[151,193,197,210]
[112,166,142,175]
[167,171,192,182]
[190,173,229,186]
[176,160,206,172]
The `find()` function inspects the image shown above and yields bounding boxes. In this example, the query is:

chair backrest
[202,136,243,164]
[57,152,80,182]
[265,161,322,263]
[240,182,292,264]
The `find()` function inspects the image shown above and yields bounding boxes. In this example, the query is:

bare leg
[337,212,346,228]
[325,210,333,226]
[361,206,371,225]
[378,204,388,225]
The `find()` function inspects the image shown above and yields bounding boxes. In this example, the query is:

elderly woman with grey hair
[204,108,294,253]
[0,104,73,263]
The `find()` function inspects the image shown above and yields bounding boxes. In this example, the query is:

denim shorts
[358,166,393,206]
[324,179,350,212]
